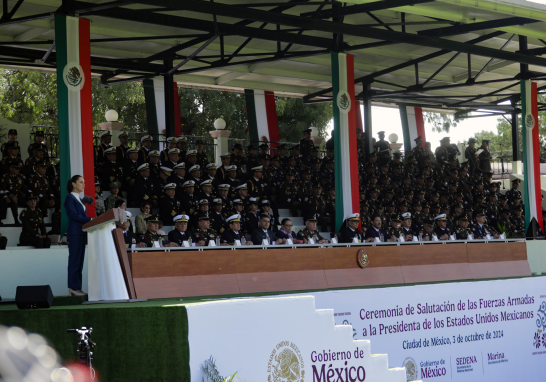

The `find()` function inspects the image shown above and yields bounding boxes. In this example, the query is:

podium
[83,208,134,301]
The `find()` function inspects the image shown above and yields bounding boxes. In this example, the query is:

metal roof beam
[87,6,338,50]
[418,17,541,37]
[130,0,546,68]
[300,0,435,18]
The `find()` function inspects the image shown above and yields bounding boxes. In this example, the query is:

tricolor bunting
[332,52,360,231]
[244,89,280,149]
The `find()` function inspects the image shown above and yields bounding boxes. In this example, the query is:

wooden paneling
[236,270,328,294]
[133,274,240,299]
[323,246,401,269]
[399,243,468,266]
[401,263,472,284]
[235,248,324,273]
[112,228,137,299]
[126,242,533,299]
[325,267,405,289]
[469,261,532,279]
[131,251,238,278]
[467,242,527,263]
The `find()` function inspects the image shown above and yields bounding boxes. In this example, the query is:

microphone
[81,196,94,205]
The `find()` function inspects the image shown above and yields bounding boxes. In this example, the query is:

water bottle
[188,237,192,246]
[216,237,220,246]
[380,233,384,242]
[241,236,246,246]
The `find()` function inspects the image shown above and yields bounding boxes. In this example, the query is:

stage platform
[0,274,541,382]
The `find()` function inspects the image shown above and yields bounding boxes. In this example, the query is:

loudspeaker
[15,285,54,310]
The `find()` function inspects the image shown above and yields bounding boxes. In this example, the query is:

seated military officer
[0,162,26,225]
[2,141,24,175]
[159,183,182,226]
[163,148,180,169]
[19,194,51,249]
[418,219,436,241]
[160,137,178,165]
[473,210,499,239]
[138,135,153,165]
[27,160,55,218]
[220,214,253,246]
[133,163,158,208]
[455,215,473,240]
[192,212,218,247]
[251,213,284,245]
[433,214,451,240]
[137,215,178,247]
[1,128,20,159]
[101,147,123,189]
[296,215,328,244]
[339,213,365,243]
[167,214,192,246]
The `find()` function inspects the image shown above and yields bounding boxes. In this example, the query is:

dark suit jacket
[364,226,386,239]
[64,194,92,236]
[168,229,192,246]
[251,228,275,245]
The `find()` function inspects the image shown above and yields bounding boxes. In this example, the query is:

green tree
[424,111,460,133]
[178,88,333,142]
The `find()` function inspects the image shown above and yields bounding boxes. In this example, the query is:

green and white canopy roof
[2,0,546,113]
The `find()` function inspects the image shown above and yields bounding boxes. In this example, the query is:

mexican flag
[143,78,182,145]
[244,89,280,149]
[332,52,360,231]
[55,14,95,234]
[399,105,426,153]
[520,80,543,233]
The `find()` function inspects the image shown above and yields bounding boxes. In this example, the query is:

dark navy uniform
[167,229,192,246]
[220,228,244,245]
[19,207,51,248]
[339,226,364,243]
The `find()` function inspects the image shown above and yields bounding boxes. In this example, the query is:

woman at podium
[64,175,92,297]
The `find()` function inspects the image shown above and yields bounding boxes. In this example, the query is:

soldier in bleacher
[162,148,180,170]
[247,166,264,199]
[283,156,301,181]
[154,166,172,197]
[260,199,278,232]
[26,160,55,218]
[472,210,499,239]
[105,182,123,211]
[296,214,328,244]
[215,153,232,181]
[19,194,51,248]
[159,183,182,226]
[27,130,49,161]
[23,145,46,177]
[299,128,315,158]
[167,214,192,246]
[188,164,202,184]
[137,135,153,165]
[122,146,139,201]
[278,171,300,216]
[204,163,219,192]
[133,163,158,208]
[216,184,232,212]
[101,147,123,189]
[148,150,161,179]
[160,137,178,164]
[2,141,24,175]
[230,143,244,175]
[245,144,260,171]
[221,214,252,245]
[94,131,112,169]
[176,137,188,162]
[210,198,227,234]
[195,140,209,169]
[223,166,240,197]
[234,183,250,211]
[192,212,217,246]
[181,180,199,217]
[307,184,330,232]
[1,129,20,159]
[115,131,130,163]
[198,179,215,204]
[0,162,26,225]
[505,179,522,204]
[244,197,261,234]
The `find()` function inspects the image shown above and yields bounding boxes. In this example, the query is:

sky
[325,105,503,151]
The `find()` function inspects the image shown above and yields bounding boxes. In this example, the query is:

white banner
[306,276,546,381]
[187,296,406,382]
